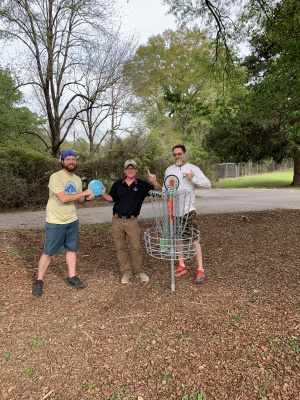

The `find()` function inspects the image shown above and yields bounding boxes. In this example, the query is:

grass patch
[216,170,294,189]
[9,248,39,256]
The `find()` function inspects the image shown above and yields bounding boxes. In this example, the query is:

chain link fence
[215,160,294,180]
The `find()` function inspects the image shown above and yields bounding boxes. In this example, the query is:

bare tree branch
[0,0,117,156]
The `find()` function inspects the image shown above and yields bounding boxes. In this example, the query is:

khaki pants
[112,216,143,275]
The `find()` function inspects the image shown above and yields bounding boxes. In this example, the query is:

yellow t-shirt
[46,170,82,224]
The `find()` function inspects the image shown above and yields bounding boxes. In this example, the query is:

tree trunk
[51,127,62,158]
[292,156,300,185]
[90,139,95,153]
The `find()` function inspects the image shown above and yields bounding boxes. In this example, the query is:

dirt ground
[0,209,299,400]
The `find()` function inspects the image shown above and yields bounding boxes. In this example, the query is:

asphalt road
[0,188,299,231]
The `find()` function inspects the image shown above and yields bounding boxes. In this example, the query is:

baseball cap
[124,159,137,169]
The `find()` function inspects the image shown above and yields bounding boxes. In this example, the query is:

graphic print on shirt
[65,181,77,194]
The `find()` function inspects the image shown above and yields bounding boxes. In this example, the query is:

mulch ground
[0,209,299,400]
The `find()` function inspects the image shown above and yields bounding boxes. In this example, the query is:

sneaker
[136,272,149,282]
[67,276,86,289]
[174,264,187,277]
[121,273,132,284]
[32,280,43,296]
[195,269,205,284]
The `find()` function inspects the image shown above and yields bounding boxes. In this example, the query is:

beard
[175,159,184,167]
[63,163,77,173]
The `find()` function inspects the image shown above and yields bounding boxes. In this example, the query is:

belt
[114,213,136,220]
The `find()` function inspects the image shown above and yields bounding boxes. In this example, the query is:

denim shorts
[44,220,79,255]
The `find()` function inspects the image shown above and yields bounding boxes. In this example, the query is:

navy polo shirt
[109,178,154,217]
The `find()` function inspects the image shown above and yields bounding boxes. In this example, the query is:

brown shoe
[136,272,149,282]
[121,274,132,284]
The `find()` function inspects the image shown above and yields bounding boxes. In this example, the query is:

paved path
[0,188,299,231]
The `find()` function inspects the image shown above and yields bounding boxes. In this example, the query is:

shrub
[0,146,59,209]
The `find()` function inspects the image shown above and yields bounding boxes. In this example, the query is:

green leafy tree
[0,69,45,148]
[0,69,22,141]
[206,0,300,185]
[126,27,243,148]
[100,129,168,183]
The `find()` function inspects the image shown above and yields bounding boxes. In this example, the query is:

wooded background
[1,0,299,209]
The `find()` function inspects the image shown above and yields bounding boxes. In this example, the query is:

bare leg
[178,242,185,266]
[66,251,76,277]
[194,241,204,271]
[37,254,52,280]
[177,241,203,270]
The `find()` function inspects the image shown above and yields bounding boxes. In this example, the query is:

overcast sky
[117,0,178,44]
[116,1,250,55]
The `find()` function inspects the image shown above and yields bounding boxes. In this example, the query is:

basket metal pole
[169,193,175,292]
[170,259,175,292]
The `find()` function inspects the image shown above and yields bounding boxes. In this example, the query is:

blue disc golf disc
[88,180,103,196]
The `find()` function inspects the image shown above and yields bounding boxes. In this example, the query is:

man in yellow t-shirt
[32,150,95,297]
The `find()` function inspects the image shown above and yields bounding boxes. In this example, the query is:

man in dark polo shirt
[101,159,161,283]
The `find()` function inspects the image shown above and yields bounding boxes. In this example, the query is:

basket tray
[144,226,200,261]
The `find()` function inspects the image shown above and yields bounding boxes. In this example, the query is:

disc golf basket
[144,175,200,292]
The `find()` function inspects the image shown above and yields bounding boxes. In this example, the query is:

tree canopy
[205,0,300,184]
[0,68,45,148]
[125,27,244,151]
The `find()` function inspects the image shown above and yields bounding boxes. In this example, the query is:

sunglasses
[173,152,183,157]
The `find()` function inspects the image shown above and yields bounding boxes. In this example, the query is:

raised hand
[183,169,194,181]
[147,169,157,183]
